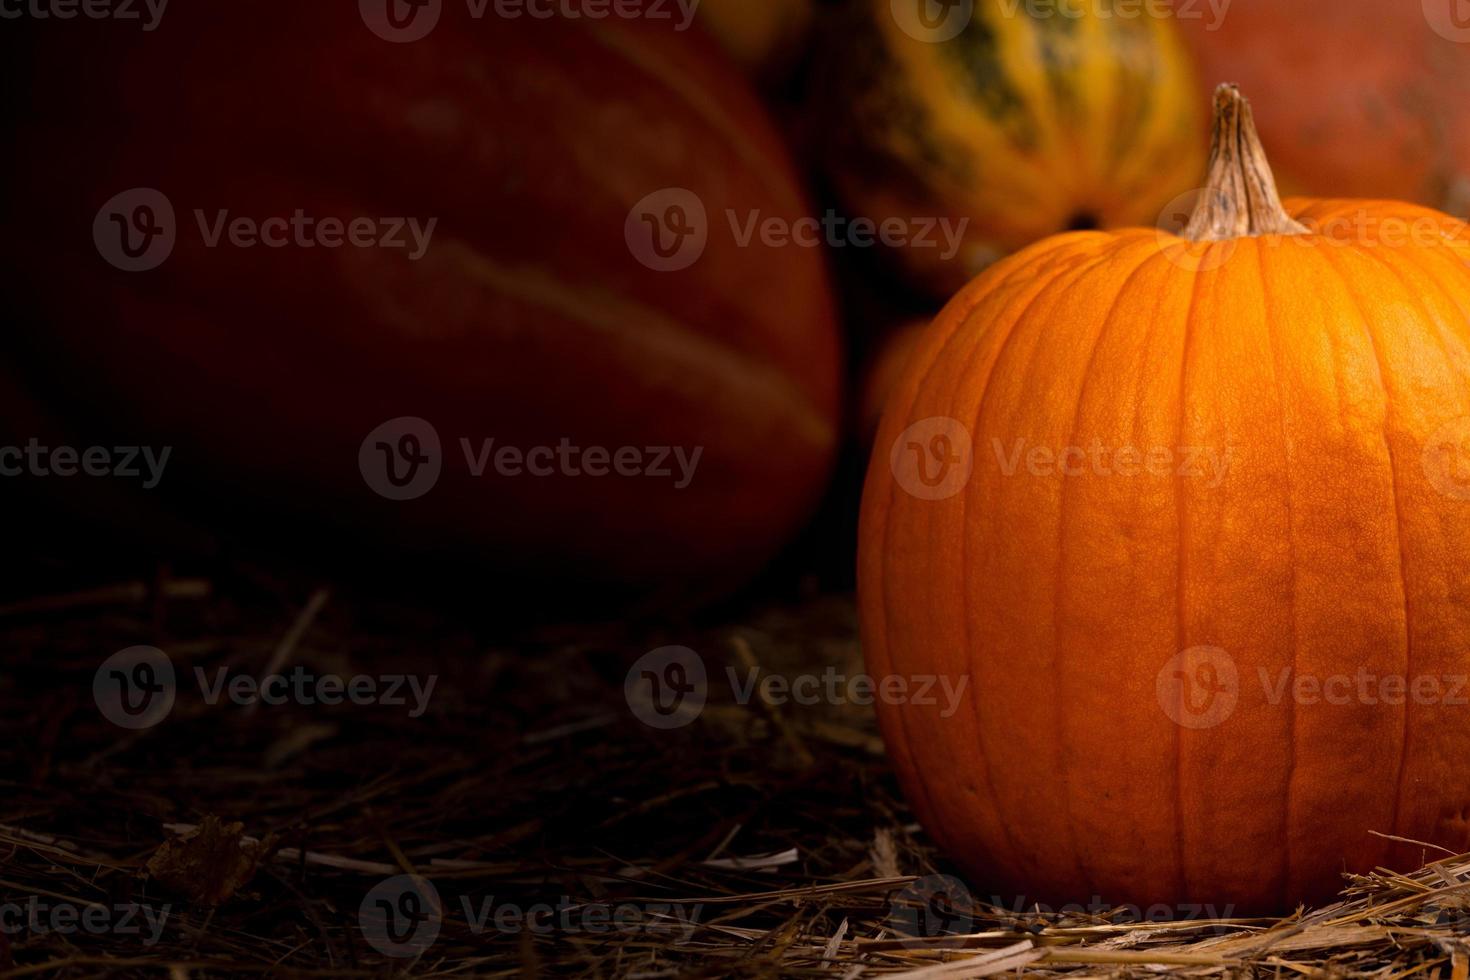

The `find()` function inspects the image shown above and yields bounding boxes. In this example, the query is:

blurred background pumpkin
[857,316,930,444]
[0,4,841,603]
[811,0,1206,297]
[696,0,817,83]
[1173,0,1470,215]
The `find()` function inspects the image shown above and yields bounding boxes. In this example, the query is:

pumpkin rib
[1365,242,1470,866]
[1309,242,1419,856]
[939,242,1119,873]
[1171,244,1213,903]
[1326,236,1470,853]
[966,237,1148,887]
[949,256,1099,876]
[1049,239,1169,897]
[883,237,1115,878]
[584,20,803,213]
[866,247,1081,863]
[440,243,835,449]
[1376,229,1470,356]
[1390,245,1470,408]
[946,275,1064,872]
[1254,238,1304,907]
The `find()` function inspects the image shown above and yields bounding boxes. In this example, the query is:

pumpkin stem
[1182,84,1309,242]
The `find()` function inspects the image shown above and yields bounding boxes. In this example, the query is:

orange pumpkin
[1174,0,1470,214]
[812,0,1204,297]
[2,7,840,595]
[859,85,1470,910]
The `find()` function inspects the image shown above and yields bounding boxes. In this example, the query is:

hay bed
[2,567,1469,978]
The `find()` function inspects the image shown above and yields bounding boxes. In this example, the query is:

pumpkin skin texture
[859,91,1470,911]
[1174,0,1470,213]
[2,8,840,594]
[813,0,1205,298]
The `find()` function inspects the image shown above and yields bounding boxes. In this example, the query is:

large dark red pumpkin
[2,6,840,590]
